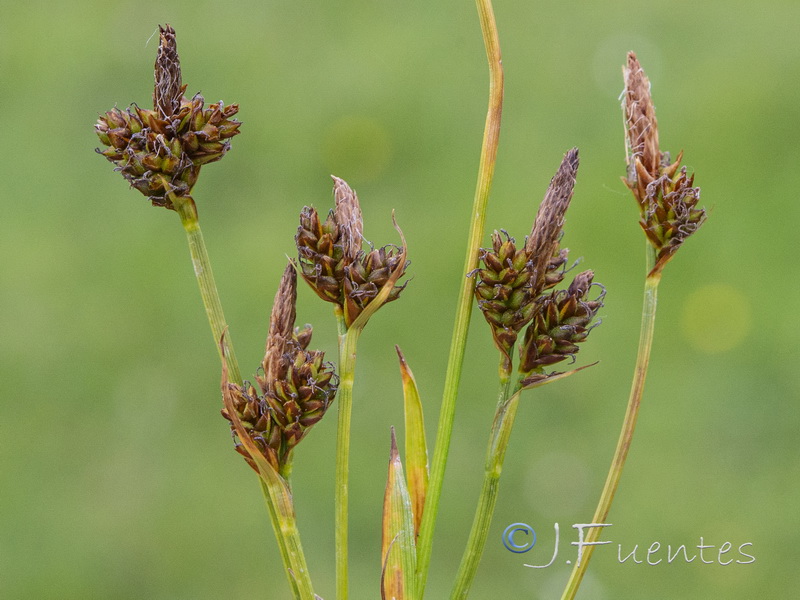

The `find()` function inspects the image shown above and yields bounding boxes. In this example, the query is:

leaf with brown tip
[395,346,429,537]
[381,428,417,600]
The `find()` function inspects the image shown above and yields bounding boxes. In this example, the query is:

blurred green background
[2,0,798,598]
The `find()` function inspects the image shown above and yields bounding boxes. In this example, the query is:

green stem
[335,309,361,600]
[450,377,517,600]
[176,201,242,384]
[259,473,317,600]
[560,244,661,600]
[258,480,302,599]
[261,470,316,600]
[174,200,314,599]
[415,0,503,594]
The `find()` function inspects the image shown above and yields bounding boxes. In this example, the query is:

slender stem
[450,377,517,600]
[174,201,313,599]
[258,480,302,599]
[560,244,661,600]
[416,0,504,594]
[259,472,317,600]
[335,309,361,600]
[176,202,242,384]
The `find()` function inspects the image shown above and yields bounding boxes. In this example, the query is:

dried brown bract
[95,24,241,211]
[623,52,706,276]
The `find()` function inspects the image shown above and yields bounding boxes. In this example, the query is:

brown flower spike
[474,149,580,371]
[95,25,241,211]
[221,263,337,472]
[623,52,706,276]
[296,176,408,328]
[517,269,604,386]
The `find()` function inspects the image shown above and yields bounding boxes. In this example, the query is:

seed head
[474,149,578,370]
[222,264,337,472]
[518,270,604,386]
[95,25,241,212]
[622,52,707,276]
[296,176,408,328]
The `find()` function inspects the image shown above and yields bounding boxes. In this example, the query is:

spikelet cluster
[474,149,603,380]
[623,52,706,275]
[296,177,408,327]
[222,265,337,472]
[95,25,240,210]
[518,270,604,386]
[475,231,568,368]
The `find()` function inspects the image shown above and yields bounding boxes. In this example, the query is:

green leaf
[381,428,417,600]
[395,346,429,536]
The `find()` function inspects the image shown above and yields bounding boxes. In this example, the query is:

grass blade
[395,346,429,537]
[381,428,418,600]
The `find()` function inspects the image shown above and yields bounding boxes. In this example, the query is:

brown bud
[474,150,580,371]
[332,176,364,264]
[154,25,184,119]
[622,53,707,276]
[526,148,579,297]
[259,262,298,392]
[623,52,660,184]
[96,25,240,212]
[297,180,408,328]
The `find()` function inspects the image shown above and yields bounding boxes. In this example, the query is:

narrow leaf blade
[381,428,417,600]
[395,346,429,536]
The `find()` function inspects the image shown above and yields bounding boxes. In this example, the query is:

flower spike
[622,52,707,276]
[95,24,241,212]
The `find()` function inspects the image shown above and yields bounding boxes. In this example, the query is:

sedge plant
[94,8,706,600]
[560,53,707,599]
[95,26,323,599]
[451,148,606,599]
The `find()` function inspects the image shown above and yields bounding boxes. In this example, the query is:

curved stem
[335,309,361,600]
[416,0,504,594]
[450,377,516,600]
[560,244,661,600]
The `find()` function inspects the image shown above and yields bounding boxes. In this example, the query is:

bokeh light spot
[682,283,752,354]
[321,115,391,183]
